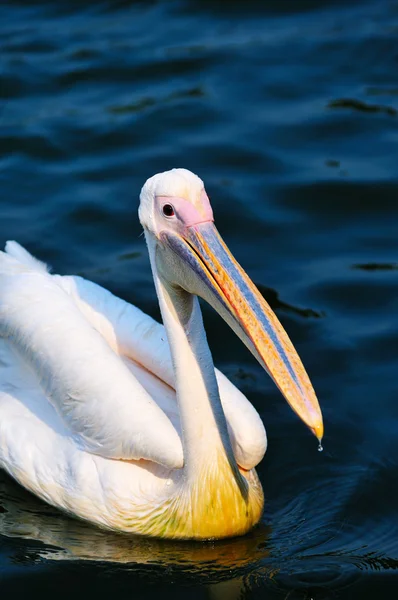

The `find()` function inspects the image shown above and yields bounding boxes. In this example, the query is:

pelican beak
[161,221,323,442]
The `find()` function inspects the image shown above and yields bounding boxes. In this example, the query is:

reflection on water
[0,472,269,579]
[1,469,398,598]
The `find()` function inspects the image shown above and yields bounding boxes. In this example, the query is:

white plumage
[0,168,322,539]
[0,240,265,528]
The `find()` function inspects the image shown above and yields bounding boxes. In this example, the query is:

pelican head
[139,168,323,442]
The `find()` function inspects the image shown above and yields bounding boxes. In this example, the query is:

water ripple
[2,0,398,597]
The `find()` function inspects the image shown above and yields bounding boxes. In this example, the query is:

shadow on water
[256,284,325,319]
[352,263,398,271]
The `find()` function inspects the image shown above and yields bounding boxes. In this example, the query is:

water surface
[1,1,398,598]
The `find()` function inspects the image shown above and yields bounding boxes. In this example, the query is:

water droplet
[318,442,323,452]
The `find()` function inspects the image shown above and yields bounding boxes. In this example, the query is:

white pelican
[0,168,323,540]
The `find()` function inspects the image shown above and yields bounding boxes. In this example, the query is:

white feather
[0,240,267,531]
[4,241,49,273]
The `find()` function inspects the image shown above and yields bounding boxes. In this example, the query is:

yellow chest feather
[119,454,264,540]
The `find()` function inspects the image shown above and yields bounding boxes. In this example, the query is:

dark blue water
[1,0,398,597]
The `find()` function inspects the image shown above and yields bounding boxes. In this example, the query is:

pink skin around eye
[156,190,214,227]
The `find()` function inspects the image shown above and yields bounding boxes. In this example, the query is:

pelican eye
[162,204,175,217]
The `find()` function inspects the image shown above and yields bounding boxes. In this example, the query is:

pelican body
[0,169,323,539]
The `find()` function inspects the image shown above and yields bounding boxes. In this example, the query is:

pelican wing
[1,242,266,471]
[56,272,267,470]
[0,243,183,469]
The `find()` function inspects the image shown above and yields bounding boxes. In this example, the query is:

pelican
[0,169,323,540]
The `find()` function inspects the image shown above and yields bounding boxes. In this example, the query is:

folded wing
[1,242,266,471]
[0,243,183,469]
[57,273,267,470]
